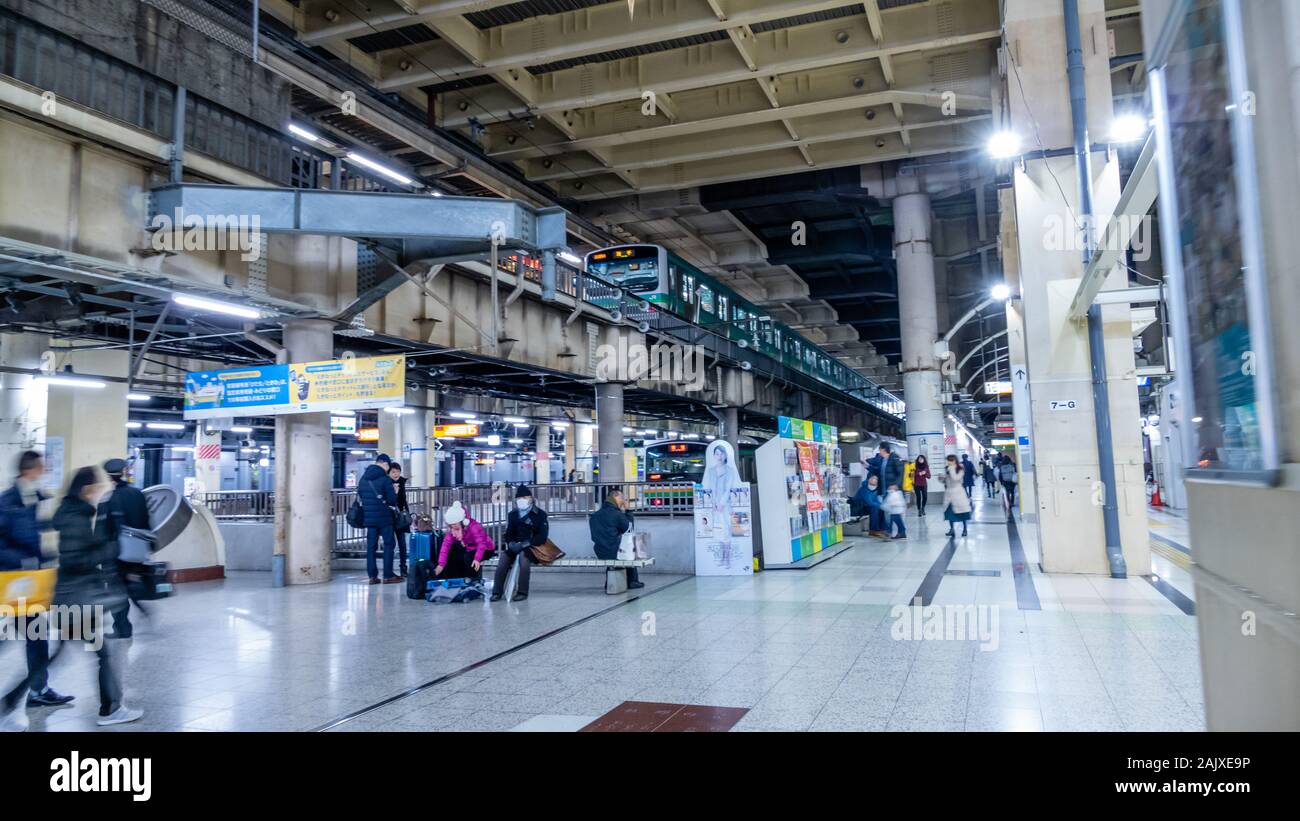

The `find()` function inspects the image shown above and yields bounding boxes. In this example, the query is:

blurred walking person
[942,455,972,539]
[52,466,142,726]
[98,458,152,639]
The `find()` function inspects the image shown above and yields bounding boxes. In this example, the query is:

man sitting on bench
[490,483,548,603]
[589,489,643,590]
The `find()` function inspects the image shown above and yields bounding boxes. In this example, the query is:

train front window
[585,246,660,292]
[645,443,706,479]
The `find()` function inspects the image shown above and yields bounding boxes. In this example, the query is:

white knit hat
[443,500,466,525]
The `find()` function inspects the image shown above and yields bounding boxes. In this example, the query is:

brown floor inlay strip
[580,701,749,732]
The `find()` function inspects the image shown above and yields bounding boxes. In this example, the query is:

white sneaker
[97,705,144,727]
[0,705,29,732]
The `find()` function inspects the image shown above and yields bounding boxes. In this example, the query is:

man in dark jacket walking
[358,453,400,584]
[98,458,152,639]
[0,450,73,713]
[589,490,642,589]
[961,454,976,500]
[878,443,904,492]
[491,484,549,602]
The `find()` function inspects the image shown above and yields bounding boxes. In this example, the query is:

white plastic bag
[633,531,651,560]
[617,531,636,561]
[883,489,905,516]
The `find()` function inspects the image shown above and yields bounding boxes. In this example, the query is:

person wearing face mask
[490,484,549,602]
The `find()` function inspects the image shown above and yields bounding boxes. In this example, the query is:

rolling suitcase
[409,531,434,564]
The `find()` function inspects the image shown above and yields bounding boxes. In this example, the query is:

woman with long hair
[941,455,972,538]
[700,441,744,568]
[912,454,931,517]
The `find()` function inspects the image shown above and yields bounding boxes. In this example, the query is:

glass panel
[1158,0,1267,472]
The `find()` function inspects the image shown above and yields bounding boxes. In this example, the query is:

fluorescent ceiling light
[449,411,476,419]
[550,421,569,427]
[502,416,526,423]
[987,131,1022,159]
[473,437,489,443]
[350,449,367,455]
[383,407,414,415]
[172,294,261,319]
[512,423,528,428]
[508,438,524,444]
[622,427,633,433]
[147,422,186,431]
[125,422,143,430]
[333,409,356,417]
[171,446,195,453]
[127,393,151,402]
[288,123,320,142]
[230,425,253,433]
[37,375,106,389]
[345,152,413,185]
[559,251,583,265]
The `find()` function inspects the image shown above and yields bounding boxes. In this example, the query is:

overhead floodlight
[345,152,413,185]
[288,123,320,142]
[172,294,261,319]
[127,393,151,402]
[986,131,1022,159]
[1109,114,1148,143]
[990,283,1012,301]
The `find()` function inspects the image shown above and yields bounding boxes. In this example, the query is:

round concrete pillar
[894,188,946,469]
[280,319,334,585]
[595,382,625,484]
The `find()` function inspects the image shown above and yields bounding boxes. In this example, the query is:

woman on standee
[912,454,931,517]
[941,455,971,539]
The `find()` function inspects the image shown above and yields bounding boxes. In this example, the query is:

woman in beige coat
[942,455,972,538]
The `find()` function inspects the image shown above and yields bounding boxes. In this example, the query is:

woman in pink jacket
[435,501,495,580]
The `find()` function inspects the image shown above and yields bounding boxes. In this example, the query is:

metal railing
[201,481,695,556]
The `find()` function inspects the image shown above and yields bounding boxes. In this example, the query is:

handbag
[391,508,412,532]
[346,498,364,528]
[527,539,566,565]
[117,525,157,563]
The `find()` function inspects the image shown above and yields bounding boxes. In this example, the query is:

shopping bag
[632,531,651,560]
[616,531,636,561]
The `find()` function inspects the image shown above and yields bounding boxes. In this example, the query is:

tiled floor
[3,492,1205,732]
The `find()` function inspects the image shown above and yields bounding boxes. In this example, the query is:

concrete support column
[194,423,222,496]
[45,348,128,488]
[0,332,49,475]
[278,319,334,585]
[534,423,552,484]
[722,406,739,452]
[595,382,625,484]
[894,184,946,470]
[399,407,429,487]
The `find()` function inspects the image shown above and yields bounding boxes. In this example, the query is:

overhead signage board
[357,427,380,442]
[432,423,480,438]
[184,355,405,420]
[331,415,357,435]
[984,381,1013,395]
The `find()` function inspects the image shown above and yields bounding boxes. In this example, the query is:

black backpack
[406,559,433,600]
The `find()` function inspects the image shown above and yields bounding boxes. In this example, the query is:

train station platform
[21,492,1201,734]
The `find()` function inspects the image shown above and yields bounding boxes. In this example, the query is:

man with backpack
[358,453,401,585]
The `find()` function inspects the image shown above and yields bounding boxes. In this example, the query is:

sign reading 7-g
[1048,399,1079,411]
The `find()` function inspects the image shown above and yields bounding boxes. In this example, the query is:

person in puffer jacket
[358,453,400,585]
[435,501,494,581]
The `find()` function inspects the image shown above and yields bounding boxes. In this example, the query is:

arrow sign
[1016,368,1026,380]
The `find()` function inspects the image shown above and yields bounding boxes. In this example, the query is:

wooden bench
[481,556,656,594]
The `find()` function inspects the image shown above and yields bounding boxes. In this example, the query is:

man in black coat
[0,450,73,715]
[99,458,152,639]
[589,489,642,589]
[358,453,400,584]
[490,484,549,602]
[878,443,904,492]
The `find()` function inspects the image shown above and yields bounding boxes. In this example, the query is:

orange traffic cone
[1150,483,1163,507]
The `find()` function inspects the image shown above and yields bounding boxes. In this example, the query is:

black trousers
[492,545,533,597]
[1002,481,1017,506]
[436,544,487,581]
[914,486,928,515]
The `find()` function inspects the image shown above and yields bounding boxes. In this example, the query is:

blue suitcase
[410,531,435,563]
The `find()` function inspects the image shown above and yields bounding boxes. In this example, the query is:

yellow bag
[903,462,915,492]
[0,569,56,616]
